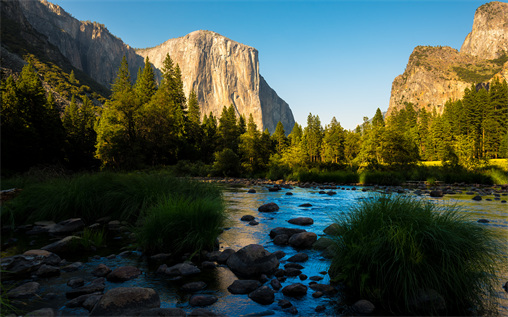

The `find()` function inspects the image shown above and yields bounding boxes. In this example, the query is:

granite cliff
[136,31,294,132]
[14,0,294,132]
[388,1,508,116]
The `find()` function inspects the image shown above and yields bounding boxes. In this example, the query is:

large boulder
[226,244,279,278]
[288,232,317,249]
[90,287,160,316]
[258,203,279,212]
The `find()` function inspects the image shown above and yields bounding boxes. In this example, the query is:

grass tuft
[329,195,502,315]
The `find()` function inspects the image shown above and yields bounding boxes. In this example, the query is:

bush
[359,170,404,186]
[329,195,502,315]
[212,148,241,177]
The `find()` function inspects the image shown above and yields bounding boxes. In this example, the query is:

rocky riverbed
[1,181,507,316]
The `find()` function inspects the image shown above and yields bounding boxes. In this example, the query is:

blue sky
[51,0,489,130]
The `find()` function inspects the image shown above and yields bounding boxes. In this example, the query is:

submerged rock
[106,266,142,282]
[287,217,314,226]
[269,227,305,239]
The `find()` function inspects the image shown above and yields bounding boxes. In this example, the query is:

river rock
[23,249,61,265]
[7,281,40,299]
[429,190,443,198]
[226,244,279,278]
[90,287,160,316]
[247,189,256,193]
[107,265,142,282]
[189,295,218,307]
[182,281,207,292]
[269,227,306,239]
[65,292,102,308]
[36,264,60,277]
[228,280,261,294]
[284,268,302,277]
[41,236,81,253]
[278,299,292,308]
[270,278,282,290]
[217,248,235,264]
[136,308,186,316]
[287,252,308,262]
[67,277,85,288]
[149,253,172,262]
[281,283,307,297]
[298,203,312,207]
[258,203,279,212]
[188,308,221,316]
[285,192,293,196]
[163,262,201,277]
[62,261,83,272]
[312,237,334,250]
[353,299,375,315]
[284,263,304,270]
[25,308,55,317]
[477,219,490,223]
[288,217,314,226]
[48,218,85,235]
[92,263,112,277]
[241,215,255,221]
[323,223,341,235]
[273,234,289,245]
[288,232,317,248]
[66,278,105,299]
[472,195,482,201]
[272,250,286,260]
[248,286,275,305]
[249,220,259,226]
[309,283,337,294]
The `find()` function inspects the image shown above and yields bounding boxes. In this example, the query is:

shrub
[359,170,404,186]
[213,148,241,177]
[329,195,502,315]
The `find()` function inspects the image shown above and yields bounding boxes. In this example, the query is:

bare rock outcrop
[461,2,508,60]
[388,2,508,116]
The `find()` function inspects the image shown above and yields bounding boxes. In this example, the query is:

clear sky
[51,0,490,130]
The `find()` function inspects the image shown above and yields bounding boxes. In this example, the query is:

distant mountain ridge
[7,0,295,132]
[388,1,508,116]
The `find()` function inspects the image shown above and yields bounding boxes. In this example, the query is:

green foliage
[359,170,404,186]
[329,195,502,315]
[136,196,225,255]
[213,148,241,177]
[1,62,65,174]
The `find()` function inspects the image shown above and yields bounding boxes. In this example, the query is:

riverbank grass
[329,195,502,315]
[1,172,226,255]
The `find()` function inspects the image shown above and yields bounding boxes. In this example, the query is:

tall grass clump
[329,195,502,315]
[136,196,226,255]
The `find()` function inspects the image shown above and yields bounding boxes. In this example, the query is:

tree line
[1,55,507,177]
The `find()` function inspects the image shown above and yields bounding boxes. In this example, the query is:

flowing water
[3,184,508,316]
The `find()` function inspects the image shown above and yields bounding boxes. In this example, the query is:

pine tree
[372,108,385,128]
[135,57,157,106]
[321,117,345,164]
[239,114,262,173]
[218,105,239,151]
[271,121,287,155]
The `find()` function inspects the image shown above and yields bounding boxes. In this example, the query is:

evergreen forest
[2,54,507,183]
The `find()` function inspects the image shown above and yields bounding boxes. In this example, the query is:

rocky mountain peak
[461,1,508,59]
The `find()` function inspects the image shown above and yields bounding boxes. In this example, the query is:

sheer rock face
[18,1,294,132]
[136,31,294,132]
[388,2,508,116]
[461,1,508,60]
[18,0,144,89]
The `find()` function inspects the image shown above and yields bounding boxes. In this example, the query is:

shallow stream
[3,184,508,316]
